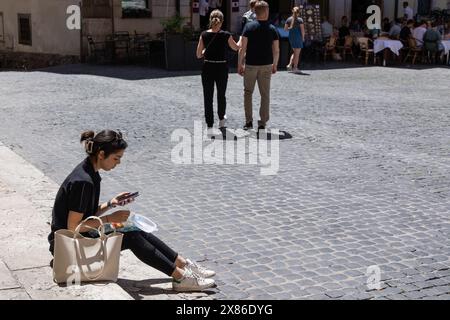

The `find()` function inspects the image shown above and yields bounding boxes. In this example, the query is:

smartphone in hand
[117,192,139,202]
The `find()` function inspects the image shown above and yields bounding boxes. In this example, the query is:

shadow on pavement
[33,64,202,81]
[116,278,217,300]
[23,60,449,81]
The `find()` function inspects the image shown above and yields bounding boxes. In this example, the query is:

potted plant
[161,14,186,71]
[182,26,203,71]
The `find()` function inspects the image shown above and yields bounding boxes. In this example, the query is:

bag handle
[73,236,109,281]
[73,216,108,281]
[74,216,105,239]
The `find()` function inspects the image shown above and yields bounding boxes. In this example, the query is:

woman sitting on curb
[47,129,215,292]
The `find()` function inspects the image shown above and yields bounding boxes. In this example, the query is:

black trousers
[121,231,178,276]
[201,62,229,128]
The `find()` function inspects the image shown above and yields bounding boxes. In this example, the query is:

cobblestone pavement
[1,64,450,300]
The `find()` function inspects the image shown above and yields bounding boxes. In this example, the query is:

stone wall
[0,0,80,56]
[0,51,79,70]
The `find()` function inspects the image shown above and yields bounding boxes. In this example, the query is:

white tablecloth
[441,40,450,55]
[374,39,404,56]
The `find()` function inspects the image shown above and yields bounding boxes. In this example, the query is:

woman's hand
[196,36,205,59]
[111,192,135,207]
[107,210,131,223]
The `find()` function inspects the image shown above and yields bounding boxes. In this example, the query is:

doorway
[418,0,431,15]
[216,0,229,30]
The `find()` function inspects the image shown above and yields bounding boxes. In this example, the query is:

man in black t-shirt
[238,1,279,131]
[400,19,414,44]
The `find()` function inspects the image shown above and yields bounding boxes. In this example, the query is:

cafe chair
[87,35,108,63]
[337,35,355,61]
[403,37,424,65]
[323,35,337,62]
[357,37,375,65]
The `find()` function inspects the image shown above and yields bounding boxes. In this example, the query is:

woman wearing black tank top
[196,10,240,135]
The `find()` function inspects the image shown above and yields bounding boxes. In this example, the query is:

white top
[199,0,209,16]
[413,26,427,47]
[404,6,414,20]
[441,40,450,55]
[374,39,404,56]
[321,21,333,38]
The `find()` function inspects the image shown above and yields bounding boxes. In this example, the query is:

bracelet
[107,200,113,209]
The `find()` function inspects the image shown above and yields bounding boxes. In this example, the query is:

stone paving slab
[0,289,31,300]
[0,261,20,291]
[0,64,449,299]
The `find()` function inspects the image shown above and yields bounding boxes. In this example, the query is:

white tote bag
[53,216,123,284]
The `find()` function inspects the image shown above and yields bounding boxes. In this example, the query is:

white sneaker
[172,269,215,292]
[206,128,222,137]
[186,259,216,278]
[286,64,292,71]
[219,119,226,128]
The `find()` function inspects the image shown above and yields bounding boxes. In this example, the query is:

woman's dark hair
[80,130,128,159]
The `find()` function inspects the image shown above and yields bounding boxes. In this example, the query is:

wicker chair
[403,37,424,64]
[357,37,375,65]
[337,35,355,61]
[323,35,337,62]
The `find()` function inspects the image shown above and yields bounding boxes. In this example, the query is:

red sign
[193,0,199,13]
[232,0,239,13]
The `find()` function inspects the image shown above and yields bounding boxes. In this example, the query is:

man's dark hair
[403,1,409,7]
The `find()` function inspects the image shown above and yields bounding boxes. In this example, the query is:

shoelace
[190,261,208,274]
[186,269,204,283]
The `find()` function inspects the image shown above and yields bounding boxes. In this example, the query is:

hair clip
[86,140,94,154]
[115,129,125,141]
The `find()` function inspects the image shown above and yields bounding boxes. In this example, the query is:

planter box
[149,40,166,68]
[184,41,203,71]
[164,33,185,71]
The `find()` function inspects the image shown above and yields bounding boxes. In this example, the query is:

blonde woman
[197,10,240,133]
[285,7,305,73]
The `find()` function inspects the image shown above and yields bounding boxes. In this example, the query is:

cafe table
[374,39,404,66]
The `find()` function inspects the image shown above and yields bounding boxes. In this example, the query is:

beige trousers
[243,64,273,126]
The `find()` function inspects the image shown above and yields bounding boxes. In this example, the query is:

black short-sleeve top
[242,21,280,66]
[201,30,232,61]
[48,157,101,254]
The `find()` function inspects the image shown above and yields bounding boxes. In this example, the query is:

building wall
[0,0,80,55]
[388,0,449,19]
[112,0,198,35]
